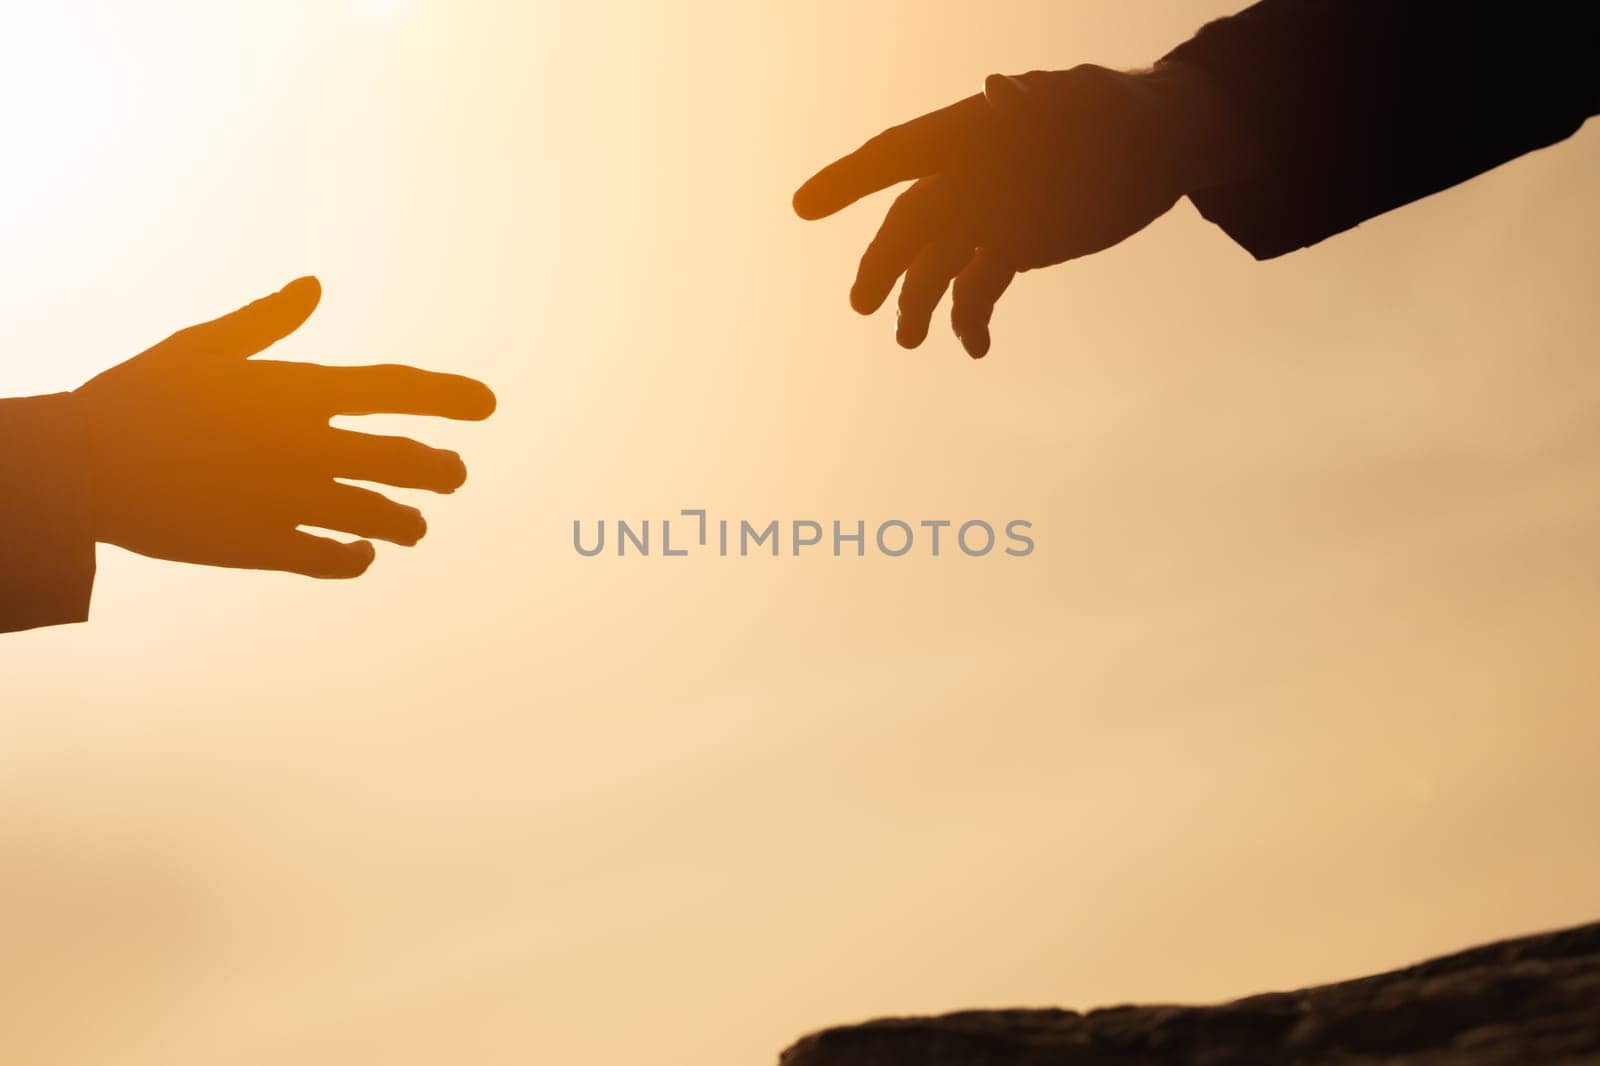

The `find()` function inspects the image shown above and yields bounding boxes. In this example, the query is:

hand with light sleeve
[0,277,496,633]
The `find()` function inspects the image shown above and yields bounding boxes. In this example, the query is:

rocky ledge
[781,922,1600,1065]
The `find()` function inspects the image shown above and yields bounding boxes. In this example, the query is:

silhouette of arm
[1166,0,1600,259]
[0,277,496,635]
[794,3,1599,356]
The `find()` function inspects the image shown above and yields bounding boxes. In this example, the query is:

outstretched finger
[851,178,952,315]
[896,241,973,349]
[275,363,497,420]
[301,482,427,546]
[171,276,322,360]
[325,429,468,493]
[793,94,989,220]
[257,530,375,579]
[950,248,1015,359]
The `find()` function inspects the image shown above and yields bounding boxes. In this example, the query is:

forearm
[1160,0,1600,258]
[0,392,96,633]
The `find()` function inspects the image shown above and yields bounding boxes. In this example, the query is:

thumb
[175,275,322,359]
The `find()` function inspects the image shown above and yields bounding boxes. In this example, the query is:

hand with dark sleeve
[794,2,1599,356]
[0,277,496,635]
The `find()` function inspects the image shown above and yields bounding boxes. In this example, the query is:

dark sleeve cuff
[0,392,96,633]
[1163,0,1600,260]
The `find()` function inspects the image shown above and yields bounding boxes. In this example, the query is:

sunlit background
[3,2,1599,1063]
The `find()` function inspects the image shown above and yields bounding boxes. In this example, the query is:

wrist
[4,391,94,514]
[0,392,98,629]
[61,385,104,542]
[1144,60,1261,193]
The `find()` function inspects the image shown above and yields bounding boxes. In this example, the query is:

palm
[75,277,496,578]
[794,67,1189,357]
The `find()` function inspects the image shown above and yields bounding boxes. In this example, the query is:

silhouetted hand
[793,63,1257,357]
[71,276,496,578]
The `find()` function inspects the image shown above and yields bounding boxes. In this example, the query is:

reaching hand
[71,276,496,579]
[793,63,1255,357]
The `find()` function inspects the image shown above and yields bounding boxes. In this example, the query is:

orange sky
[2,2,1598,1063]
